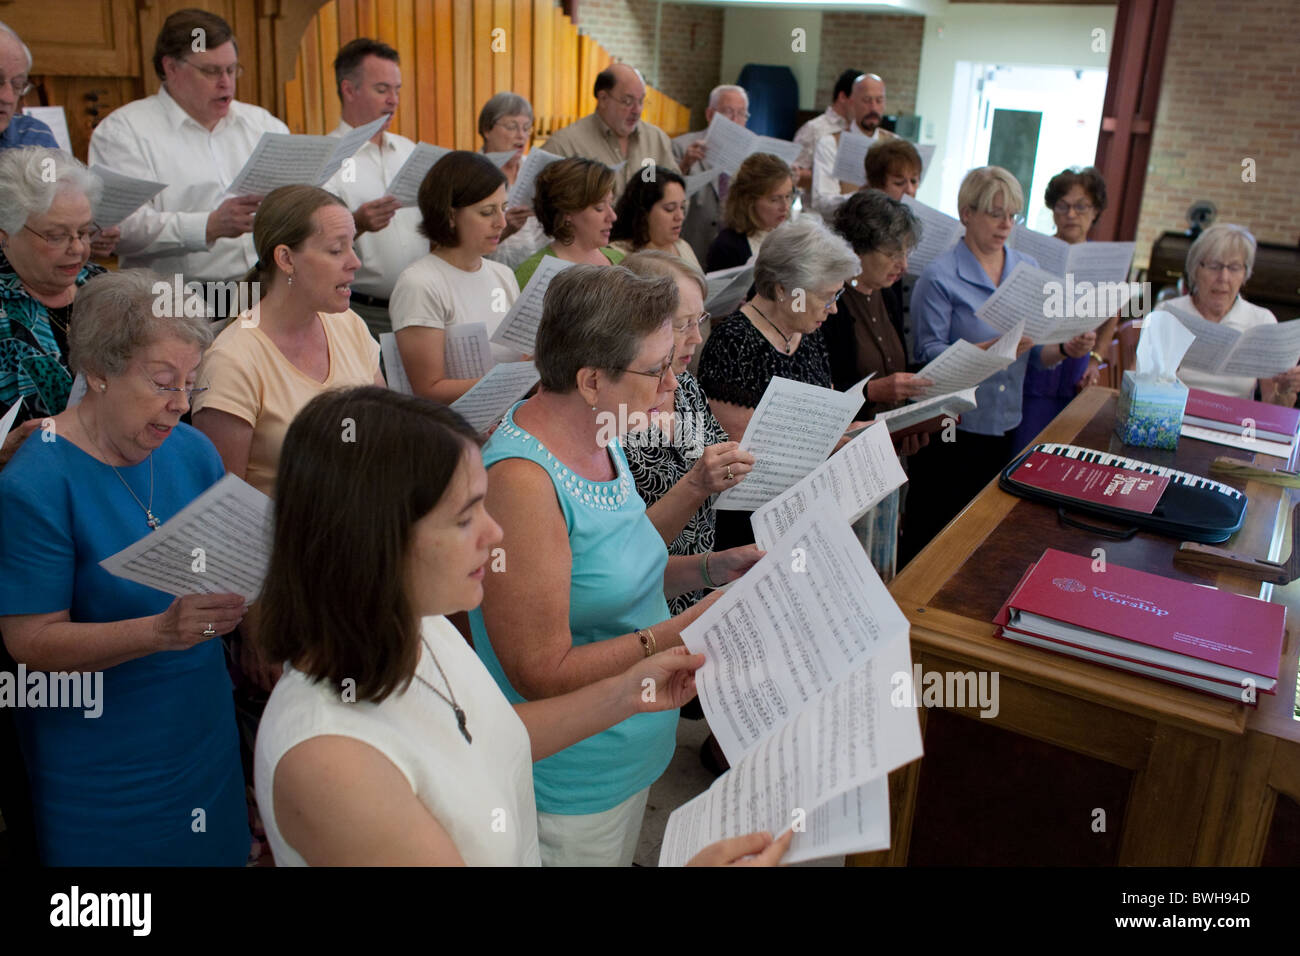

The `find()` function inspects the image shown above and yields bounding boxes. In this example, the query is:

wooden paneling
[7,0,139,77]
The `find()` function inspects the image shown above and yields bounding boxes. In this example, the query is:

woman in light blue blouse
[900,166,1090,564]
[469,264,762,866]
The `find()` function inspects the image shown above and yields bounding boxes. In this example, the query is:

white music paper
[830,130,872,186]
[750,421,906,551]
[90,165,167,228]
[915,143,936,184]
[227,115,388,195]
[703,263,754,316]
[379,333,412,396]
[1008,226,1135,288]
[974,262,1102,345]
[753,135,802,166]
[0,398,22,450]
[485,150,519,168]
[715,376,869,511]
[901,196,963,275]
[506,149,563,208]
[700,113,800,177]
[1165,305,1300,378]
[66,373,88,409]
[683,166,722,198]
[443,323,495,379]
[450,361,540,434]
[100,474,272,603]
[489,256,573,354]
[913,320,1024,398]
[388,143,453,207]
[870,387,978,433]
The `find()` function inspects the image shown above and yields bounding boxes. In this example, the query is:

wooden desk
[851,387,1299,865]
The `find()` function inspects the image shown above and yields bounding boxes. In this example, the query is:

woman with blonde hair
[705,152,795,272]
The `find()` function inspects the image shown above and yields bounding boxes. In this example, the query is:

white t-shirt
[389,253,524,364]
[255,615,541,867]
[1169,293,1279,399]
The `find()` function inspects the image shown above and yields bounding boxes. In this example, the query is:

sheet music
[506,149,563,208]
[830,130,872,186]
[489,256,573,354]
[901,196,963,275]
[1065,240,1135,287]
[975,262,1100,344]
[684,166,722,198]
[1008,225,1069,277]
[749,422,906,551]
[1218,321,1300,378]
[444,323,495,379]
[915,143,936,184]
[389,143,453,206]
[228,117,387,195]
[485,150,519,168]
[1168,305,1241,373]
[0,398,21,449]
[913,321,1023,397]
[752,135,802,166]
[90,165,167,228]
[703,264,754,315]
[701,113,754,176]
[379,333,413,395]
[318,115,390,184]
[449,361,540,433]
[714,376,866,511]
[99,474,272,602]
[66,373,87,409]
[871,387,978,433]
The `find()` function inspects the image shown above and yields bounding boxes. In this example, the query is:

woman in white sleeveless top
[253,387,791,866]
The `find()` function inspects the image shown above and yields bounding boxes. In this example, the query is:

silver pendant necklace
[413,636,471,744]
[77,407,161,530]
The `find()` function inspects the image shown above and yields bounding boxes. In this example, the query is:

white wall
[720,7,823,110]
[914,3,1116,212]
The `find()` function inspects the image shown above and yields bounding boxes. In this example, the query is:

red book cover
[1185,388,1300,439]
[1011,451,1170,515]
[1004,548,1284,683]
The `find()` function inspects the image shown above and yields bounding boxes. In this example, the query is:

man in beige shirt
[541,62,678,197]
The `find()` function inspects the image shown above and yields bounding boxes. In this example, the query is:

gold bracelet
[637,627,657,658]
[1088,350,1105,364]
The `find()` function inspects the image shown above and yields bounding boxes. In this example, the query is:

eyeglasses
[182,59,244,81]
[817,286,849,312]
[608,94,644,110]
[1053,200,1096,216]
[142,373,209,401]
[23,223,101,250]
[672,311,709,334]
[495,119,533,136]
[982,209,1025,225]
[0,74,33,98]
[1199,260,1246,276]
[619,347,676,389]
[718,108,750,123]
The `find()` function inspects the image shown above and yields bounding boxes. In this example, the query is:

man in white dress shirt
[88,9,287,287]
[322,38,427,339]
[791,68,859,209]
[810,73,899,217]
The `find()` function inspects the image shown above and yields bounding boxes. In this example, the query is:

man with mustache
[811,73,899,217]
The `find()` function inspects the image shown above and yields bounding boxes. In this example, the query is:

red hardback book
[993,549,1285,700]
[1009,451,1170,515]
[1184,388,1300,443]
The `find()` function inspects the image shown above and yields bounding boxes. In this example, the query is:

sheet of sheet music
[752,135,802,166]
[318,115,390,184]
[484,150,519,168]
[830,130,872,186]
[99,474,272,602]
[703,263,754,315]
[1008,225,1069,277]
[1065,240,1136,287]
[976,262,1101,344]
[913,321,1023,397]
[506,149,563,208]
[66,373,87,409]
[489,256,573,355]
[379,333,413,395]
[749,422,906,551]
[901,196,963,275]
[449,361,540,433]
[684,166,722,198]
[714,376,864,511]
[871,387,978,432]
[389,143,453,206]
[443,323,495,379]
[0,398,21,449]
[1219,321,1300,378]
[227,133,336,195]
[90,165,167,228]
[702,112,755,176]
[915,143,936,184]
[1168,305,1242,372]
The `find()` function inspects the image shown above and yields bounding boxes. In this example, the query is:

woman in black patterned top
[697,216,865,550]
[621,252,755,614]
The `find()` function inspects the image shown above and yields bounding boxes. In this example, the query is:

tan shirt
[193,309,381,495]
[541,112,679,196]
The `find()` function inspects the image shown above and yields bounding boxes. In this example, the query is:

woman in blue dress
[0,269,250,865]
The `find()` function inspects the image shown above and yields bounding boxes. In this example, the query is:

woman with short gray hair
[479,92,546,269]
[469,263,762,866]
[1168,222,1299,403]
[0,268,251,865]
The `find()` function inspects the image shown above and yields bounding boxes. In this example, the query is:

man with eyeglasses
[88,9,288,287]
[541,62,679,197]
[320,39,426,340]
[671,85,750,265]
[810,73,899,218]
[0,22,58,150]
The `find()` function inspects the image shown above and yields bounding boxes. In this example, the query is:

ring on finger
[202,623,216,638]
[725,464,734,481]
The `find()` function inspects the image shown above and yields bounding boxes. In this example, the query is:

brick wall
[814,13,924,116]
[1134,0,1300,267]
[578,0,725,130]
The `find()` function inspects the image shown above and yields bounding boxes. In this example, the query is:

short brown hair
[152,8,236,80]
[1043,166,1107,215]
[864,140,922,189]
[417,151,507,248]
[260,387,481,704]
[534,157,616,244]
[334,37,399,98]
[724,152,793,235]
[249,185,348,289]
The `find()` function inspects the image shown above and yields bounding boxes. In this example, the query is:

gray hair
[0,147,103,235]
[68,270,214,379]
[708,85,748,110]
[478,92,534,139]
[620,249,707,300]
[0,21,33,71]
[534,265,678,392]
[1186,223,1257,293]
[753,215,860,301]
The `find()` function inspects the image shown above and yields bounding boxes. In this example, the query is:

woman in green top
[514,157,624,288]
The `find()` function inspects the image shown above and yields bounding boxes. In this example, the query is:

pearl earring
[287,272,295,287]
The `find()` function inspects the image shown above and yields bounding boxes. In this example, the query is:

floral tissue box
[1114,370,1188,450]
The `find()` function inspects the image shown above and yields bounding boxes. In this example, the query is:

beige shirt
[541,112,679,196]
[193,309,381,495]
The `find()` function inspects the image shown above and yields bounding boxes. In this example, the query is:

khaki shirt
[542,112,680,196]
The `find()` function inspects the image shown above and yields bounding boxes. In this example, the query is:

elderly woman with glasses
[901,166,1089,564]
[479,92,547,270]
[0,269,250,865]
[0,147,109,465]
[469,264,762,866]
[1167,223,1300,404]
[705,152,795,273]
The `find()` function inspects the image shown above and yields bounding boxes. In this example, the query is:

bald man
[0,22,58,149]
[811,73,898,217]
[541,62,678,196]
